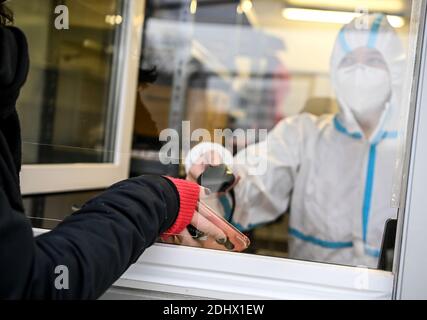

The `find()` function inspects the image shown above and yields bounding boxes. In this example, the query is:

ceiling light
[285,0,404,14]
[105,15,123,26]
[241,0,253,13]
[282,8,405,28]
[190,0,197,15]
[387,15,405,28]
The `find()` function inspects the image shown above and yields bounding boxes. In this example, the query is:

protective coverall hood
[330,14,405,142]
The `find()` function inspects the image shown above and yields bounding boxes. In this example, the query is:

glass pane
[10,0,123,164]
[23,190,102,229]
[134,0,422,269]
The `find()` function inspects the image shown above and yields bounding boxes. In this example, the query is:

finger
[162,234,185,246]
[178,228,202,247]
[217,175,240,196]
[199,186,212,198]
[203,150,223,166]
[200,237,230,251]
[187,163,207,182]
[191,211,227,243]
[161,236,176,244]
[187,150,224,181]
[231,175,241,188]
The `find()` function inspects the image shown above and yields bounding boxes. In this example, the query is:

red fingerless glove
[162,177,200,238]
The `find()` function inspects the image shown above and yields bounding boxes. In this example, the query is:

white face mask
[335,64,391,120]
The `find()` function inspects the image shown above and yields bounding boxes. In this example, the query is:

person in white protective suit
[184,13,406,268]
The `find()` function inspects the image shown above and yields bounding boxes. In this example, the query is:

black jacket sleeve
[1,25,182,300]
[0,175,180,300]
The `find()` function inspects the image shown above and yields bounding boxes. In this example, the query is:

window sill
[33,228,393,299]
[114,243,393,300]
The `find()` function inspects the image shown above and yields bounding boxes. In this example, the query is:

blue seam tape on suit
[289,227,353,249]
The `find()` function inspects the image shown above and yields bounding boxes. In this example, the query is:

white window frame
[31,0,427,300]
[393,0,427,299]
[20,0,144,195]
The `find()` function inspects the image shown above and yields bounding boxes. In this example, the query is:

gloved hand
[185,142,239,192]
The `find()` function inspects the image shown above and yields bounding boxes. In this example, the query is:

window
[28,0,427,299]
[10,0,142,194]
[131,0,422,273]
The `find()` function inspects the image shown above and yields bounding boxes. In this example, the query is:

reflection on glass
[23,190,101,229]
[10,0,123,164]
[135,0,417,269]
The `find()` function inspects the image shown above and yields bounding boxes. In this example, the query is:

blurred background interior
[11,0,412,259]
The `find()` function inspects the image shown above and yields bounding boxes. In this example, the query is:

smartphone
[196,200,250,252]
[197,164,236,193]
